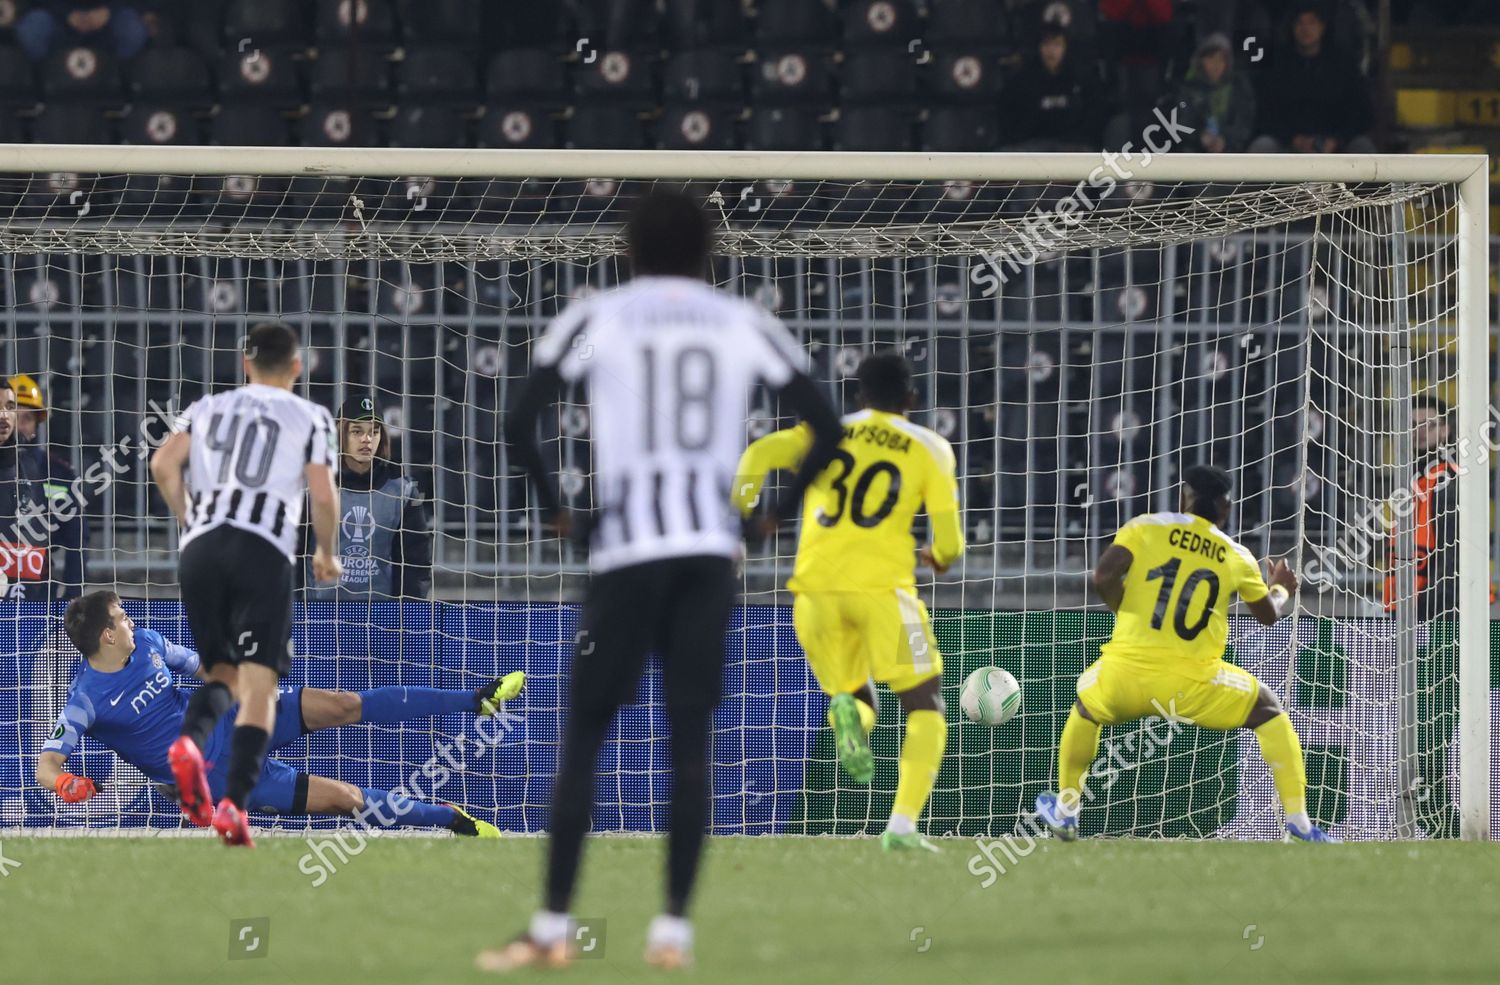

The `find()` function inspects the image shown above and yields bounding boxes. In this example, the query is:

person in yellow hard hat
[5,374,85,599]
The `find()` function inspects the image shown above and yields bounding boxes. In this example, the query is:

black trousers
[546,553,736,916]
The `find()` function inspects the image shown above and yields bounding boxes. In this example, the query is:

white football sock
[647,915,693,950]
[529,910,570,946]
[1286,811,1312,833]
[886,813,916,835]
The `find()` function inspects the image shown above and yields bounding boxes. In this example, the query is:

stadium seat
[128,46,211,104]
[396,0,481,47]
[745,107,824,150]
[922,106,999,151]
[749,50,834,106]
[930,50,1003,104]
[573,49,656,109]
[396,47,480,108]
[833,107,915,151]
[926,0,1011,49]
[486,49,569,109]
[478,104,557,149]
[31,102,111,144]
[841,0,918,50]
[670,2,752,50]
[658,104,739,150]
[211,102,292,144]
[755,0,837,47]
[314,0,398,52]
[573,0,660,50]
[564,106,647,149]
[224,0,306,50]
[662,50,744,105]
[217,44,305,107]
[0,108,22,144]
[0,45,37,108]
[485,2,570,49]
[309,47,395,108]
[300,100,378,146]
[389,104,468,147]
[840,50,919,105]
[120,103,198,145]
[42,46,125,105]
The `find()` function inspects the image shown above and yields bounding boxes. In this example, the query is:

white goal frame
[0,146,1489,841]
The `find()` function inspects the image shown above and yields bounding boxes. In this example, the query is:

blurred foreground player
[484,192,841,971]
[150,322,342,846]
[1035,466,1333,843]
[735,352,965,853]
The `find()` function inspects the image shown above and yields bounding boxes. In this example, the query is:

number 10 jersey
[1100,511,1270,680]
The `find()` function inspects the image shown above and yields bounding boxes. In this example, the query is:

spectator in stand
[15,2,149,62]
[1002,27,1100,151]
[9,375,84,599]
[1099,0,1176,123]
[1171,33,1255,153]
[1248,3,1376,153]
[302,395,433,600]
[0,378,63,601]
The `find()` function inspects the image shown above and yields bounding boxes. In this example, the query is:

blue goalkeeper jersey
[42,629,201,785]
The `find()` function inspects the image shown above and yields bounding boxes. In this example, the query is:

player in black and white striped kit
[149,322,342,846]
[480,193,842,972]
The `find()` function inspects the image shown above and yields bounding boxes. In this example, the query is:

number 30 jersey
[175,383,337,561]
[735,408,964,593]
[1101,512,1270,678]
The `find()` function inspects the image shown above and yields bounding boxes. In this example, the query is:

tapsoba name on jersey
[843,421,913,453]
[1167,526,1228,562]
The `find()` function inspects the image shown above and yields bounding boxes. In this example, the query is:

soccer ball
[959,666,1021,726]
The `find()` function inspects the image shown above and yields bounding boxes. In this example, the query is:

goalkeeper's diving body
[735,351,965,853]
[37,590,524,836]
[1036,465,1334,843]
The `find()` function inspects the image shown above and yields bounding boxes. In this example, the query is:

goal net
[0,148,1490,843]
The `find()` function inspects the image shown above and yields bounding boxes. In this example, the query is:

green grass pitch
[3,835,1498,984]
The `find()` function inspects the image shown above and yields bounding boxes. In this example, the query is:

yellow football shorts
[792,588,942,696]
[1075,657,1261,730]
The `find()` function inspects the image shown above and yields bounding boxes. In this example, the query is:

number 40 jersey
[176,383,337,562]
[735,408,965,593]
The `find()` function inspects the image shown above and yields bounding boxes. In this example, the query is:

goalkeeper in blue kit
[37,590,524,835]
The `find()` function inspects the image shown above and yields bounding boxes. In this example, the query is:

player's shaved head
[856,351,916,413]
[1181,464,1233,522]
[243,321,301,375]
[628,192,712,278]
[65,590,121,658]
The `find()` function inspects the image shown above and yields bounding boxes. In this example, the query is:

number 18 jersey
[735,408,964,593]
[1101,512,1269,678]
[176,383,336,562]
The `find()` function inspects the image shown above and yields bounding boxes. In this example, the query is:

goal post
[0,146,1489,841]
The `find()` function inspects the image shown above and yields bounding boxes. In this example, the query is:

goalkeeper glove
[55,773,98,803]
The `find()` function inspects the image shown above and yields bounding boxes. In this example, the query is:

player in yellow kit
[1036,465,1334,843]
[735,352,964,853]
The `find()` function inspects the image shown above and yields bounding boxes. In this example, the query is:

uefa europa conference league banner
[1,602,1496,839]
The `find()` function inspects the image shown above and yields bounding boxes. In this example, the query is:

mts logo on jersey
[119,668,173,715]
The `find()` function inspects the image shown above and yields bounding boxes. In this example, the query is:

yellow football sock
[825,696,877,734]
[892,709,946,824]
[1057,706,1101,813]
[1253,713,1308,818]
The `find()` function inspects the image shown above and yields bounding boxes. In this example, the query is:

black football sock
[179,681,233,753]
[665,708,711,918]
[224,725,270,809]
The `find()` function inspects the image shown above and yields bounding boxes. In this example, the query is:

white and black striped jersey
[533,275,808,573]
[175,384,336,562]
